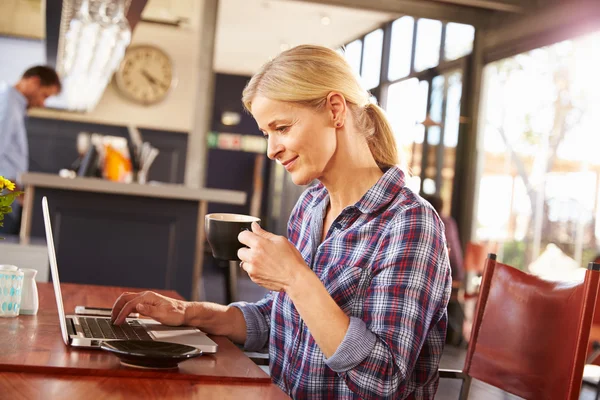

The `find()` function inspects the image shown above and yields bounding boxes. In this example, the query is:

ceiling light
[55,0,132,112]
[321,15,331,26]
[221,111,241,126]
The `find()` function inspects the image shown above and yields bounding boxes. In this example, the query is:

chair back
[464,242,488,274]
[464,254,600,400]
[593,255,600,325]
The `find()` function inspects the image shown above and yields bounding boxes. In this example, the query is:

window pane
[362,29,384,90]
[386,78,420,147]
[344,39,362,77]
[428,75,445,145]
[444,71,462,147]
[445,23,475,61]
[416,80,429,143]
[414,19,442,72]
[388,17,414,81]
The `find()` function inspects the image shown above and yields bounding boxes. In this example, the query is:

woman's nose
[266,136,284,160]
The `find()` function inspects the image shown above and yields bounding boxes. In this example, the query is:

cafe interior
[0,0,599,398]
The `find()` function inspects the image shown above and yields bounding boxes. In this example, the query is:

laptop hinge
[66,317,76,337]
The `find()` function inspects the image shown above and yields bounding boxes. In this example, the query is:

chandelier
[55,0,132,111]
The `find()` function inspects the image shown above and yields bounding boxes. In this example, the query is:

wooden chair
[461,242,494,342]
[440,254,600,400]
[581,256,600,398]
[463,242,490,298]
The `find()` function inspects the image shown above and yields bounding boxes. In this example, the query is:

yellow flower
[0,177,15,191]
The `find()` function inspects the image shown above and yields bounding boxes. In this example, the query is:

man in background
[0,66,61,234]
[422,194,465,345]
[422,194,464,281]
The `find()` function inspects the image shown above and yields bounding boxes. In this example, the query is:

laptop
[42,196,218,352]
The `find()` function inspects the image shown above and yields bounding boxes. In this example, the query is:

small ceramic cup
[0,265,24,317]
[205,214,261,261]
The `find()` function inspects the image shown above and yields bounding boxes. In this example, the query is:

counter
[19,173,246,300]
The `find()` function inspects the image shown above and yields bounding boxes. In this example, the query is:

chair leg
[596,379,600,400]
[458,375,472,400]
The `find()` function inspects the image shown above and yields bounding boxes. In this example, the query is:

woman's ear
[326,92,346,128]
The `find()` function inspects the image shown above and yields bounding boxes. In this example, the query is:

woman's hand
[237,222,310,291]
[111,291,188,326]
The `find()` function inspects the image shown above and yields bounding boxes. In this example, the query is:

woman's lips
[282,156,298,171]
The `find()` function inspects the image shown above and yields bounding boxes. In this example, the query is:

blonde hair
[242,45,399,169]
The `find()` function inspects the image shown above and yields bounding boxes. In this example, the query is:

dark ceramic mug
[205,213,261,261]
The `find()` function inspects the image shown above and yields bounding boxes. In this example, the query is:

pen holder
[0,265,24,317]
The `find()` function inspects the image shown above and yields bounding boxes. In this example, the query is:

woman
[112,45,451,399]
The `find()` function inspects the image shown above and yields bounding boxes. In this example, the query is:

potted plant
[0,177,23,239]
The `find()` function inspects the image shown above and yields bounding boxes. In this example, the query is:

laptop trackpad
[140,321,217,351]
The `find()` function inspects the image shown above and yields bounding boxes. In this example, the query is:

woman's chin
[289,171,314,186]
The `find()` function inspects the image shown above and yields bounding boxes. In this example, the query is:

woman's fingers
[111,292,140,322]
[113,291,155,325]
[237,246,251,263]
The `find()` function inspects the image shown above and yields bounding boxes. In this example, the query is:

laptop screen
[42,196,70,345]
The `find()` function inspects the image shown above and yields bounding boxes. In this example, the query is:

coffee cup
[205,213,261,261]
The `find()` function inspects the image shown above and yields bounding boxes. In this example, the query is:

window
[388,17,414,80]
[474,31,600,273]
[414,19,442,72]
[444,71,463,147]
[445,23,475,61]
[427,75,444,145]
[337,14,476,211]
[386,78,421,148]
[361,29,384,90]
[344,39,362,77]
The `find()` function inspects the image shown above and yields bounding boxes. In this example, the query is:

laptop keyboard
[79,318,153,341]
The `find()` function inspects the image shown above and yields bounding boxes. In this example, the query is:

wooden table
[0,283,289,399]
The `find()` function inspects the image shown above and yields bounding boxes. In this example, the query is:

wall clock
[114,45,175,105]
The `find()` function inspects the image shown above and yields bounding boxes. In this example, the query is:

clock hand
[141,69,169,90]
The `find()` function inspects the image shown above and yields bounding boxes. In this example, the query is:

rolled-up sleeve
[327,204,452,399]
[230,291,274,352]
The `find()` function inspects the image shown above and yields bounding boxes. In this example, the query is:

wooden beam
[293,0,493,27]
[429,0,525,13]
[483,0,600,62]
[125,0,149,32]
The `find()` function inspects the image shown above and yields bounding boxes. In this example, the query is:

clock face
[115,45,174,105]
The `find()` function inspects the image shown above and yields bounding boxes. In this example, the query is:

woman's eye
[275,126,289,133]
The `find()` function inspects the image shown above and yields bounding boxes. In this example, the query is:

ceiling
[0,0,537,76]
[142,0,399,75]
[135,0,537,75]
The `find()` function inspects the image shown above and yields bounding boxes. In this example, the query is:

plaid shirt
[233,166,452,399]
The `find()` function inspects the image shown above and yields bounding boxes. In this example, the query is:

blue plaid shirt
[233,166,452,399]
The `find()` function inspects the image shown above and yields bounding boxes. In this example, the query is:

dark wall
[25,118,187,184]
[31,188,198,299]
[205,73,271,225]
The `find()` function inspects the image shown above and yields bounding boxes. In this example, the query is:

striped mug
[0,265,24,317]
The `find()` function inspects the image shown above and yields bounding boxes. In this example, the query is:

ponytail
[351,103,398,169]
[365,103,399,169]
